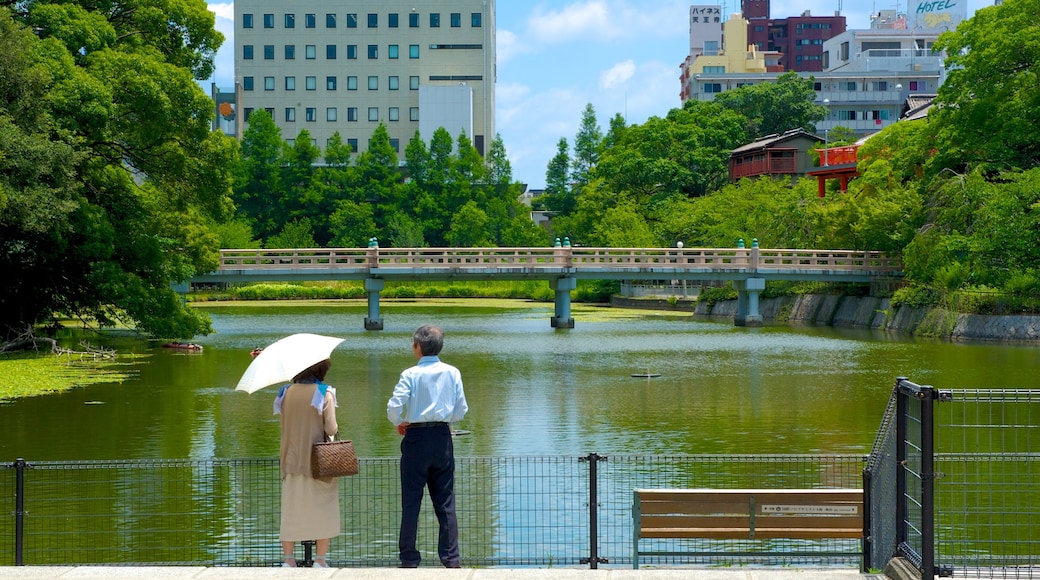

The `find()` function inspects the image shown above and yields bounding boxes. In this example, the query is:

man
[387,324,469,568]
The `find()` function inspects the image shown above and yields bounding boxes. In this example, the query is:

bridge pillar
[364,278,385,330]
[736,276,769,328]
[734,277,765,327]
[550,278,576,329]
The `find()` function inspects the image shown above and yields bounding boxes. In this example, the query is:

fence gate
[885,378,1040,579]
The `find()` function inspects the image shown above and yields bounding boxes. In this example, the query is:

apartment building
[742,0,845,72]
[227,0,496,158]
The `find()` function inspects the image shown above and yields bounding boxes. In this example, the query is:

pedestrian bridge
[189,245,902,329]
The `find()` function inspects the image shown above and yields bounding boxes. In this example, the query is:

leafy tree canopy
[0,3,235,339]
[713,72,828,139]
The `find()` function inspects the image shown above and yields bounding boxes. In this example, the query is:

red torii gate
[806,145,860,197]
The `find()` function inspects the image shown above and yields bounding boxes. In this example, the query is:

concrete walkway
[0,567,888,580]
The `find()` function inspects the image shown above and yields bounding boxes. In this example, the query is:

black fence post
[580,452,608,569]
[920,385,935,580]
[895,378,908,557]
[14,458,27,566]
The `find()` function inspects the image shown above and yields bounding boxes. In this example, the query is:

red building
[742,0,845,72]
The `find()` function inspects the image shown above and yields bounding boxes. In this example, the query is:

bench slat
[640,528,863,540]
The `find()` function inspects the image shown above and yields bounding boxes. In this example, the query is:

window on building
[284,45,295,59]
[430,13,440,27]
[326,13,336,28]
[838,110,857,120]
[244,107,254,121]
[909,81,920,91]
[471,13,482,27]
[348,138,359,151]
[389,45,399,59]
[243,45,254,59]
[263,45,274,59]
[306,108,316,122]
[326,45,336,59]
[389,107,400,121]
[389,76,399,90]
[346,13,357,28]
[284,14,295,28]
[243,14,254,28]
[306,45,316,59]
[409,13,419,27]
[368,45,378,59]
[263,13,274,28]
[872,81,889,91]
[843,81,856,91]
[347,45,357,59]
[813,81,822,91]
[305,13,315,28]
[840,41,849,61]
[285,108,295,122]
[326,76,337,90]
[347,76,358,90]
[243,76,254,90]
[367,13,377,27]
[368,76,378,90]
[450,13,461,27]
[327,108,337,122]
[264,76,275,90]
[347,107,358,122]
[703,66,725,74]
[409,76,419,90]
[389,13,399,27]
[265,107,275,117]
[704,83,722,93]
[368,107,379,121]
[285,76,295,90]
[409,107,419,121]
[389,138,400,152]
[704,40,719,56]
[306,76,316,90]
[409,45,419,59]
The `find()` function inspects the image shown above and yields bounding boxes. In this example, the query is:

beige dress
[279,382,341,542]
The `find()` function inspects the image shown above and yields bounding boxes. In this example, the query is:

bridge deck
[191,247,902,284]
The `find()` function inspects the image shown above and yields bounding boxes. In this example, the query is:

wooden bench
[632,488,863,568]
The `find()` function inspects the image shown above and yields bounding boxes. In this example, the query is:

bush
[891,285,940,308]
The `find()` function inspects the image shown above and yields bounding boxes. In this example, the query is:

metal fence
[877,379,1040,579]
[1,454,865,568]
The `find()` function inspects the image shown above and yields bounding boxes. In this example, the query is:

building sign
[689,5,722,53]
[908,0,967,30]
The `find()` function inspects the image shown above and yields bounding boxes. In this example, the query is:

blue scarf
[273,381,336,415]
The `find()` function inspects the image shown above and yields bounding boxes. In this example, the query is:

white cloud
[209,2,234,21]
[523,0,687,46]
[600,60,636,89]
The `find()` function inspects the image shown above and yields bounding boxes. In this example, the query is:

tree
[713,72,827,139]
[571,103,603,188]
[235,110,284,240]
[1,3,235,339]
[541,138,575,214]
[932,0,1040,172]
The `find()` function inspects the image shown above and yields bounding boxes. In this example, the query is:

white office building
[224,0,496,158]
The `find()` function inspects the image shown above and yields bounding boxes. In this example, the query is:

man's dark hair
[413,324,444,356]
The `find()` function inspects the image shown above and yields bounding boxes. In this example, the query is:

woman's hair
[413,324,444,356]
[293,359,331,383]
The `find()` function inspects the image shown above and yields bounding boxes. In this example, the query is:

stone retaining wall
[691,294,1040,342]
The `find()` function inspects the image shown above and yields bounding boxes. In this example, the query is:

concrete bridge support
[734,277,765,327]
[550,278,576,329]
[364,278,384,330]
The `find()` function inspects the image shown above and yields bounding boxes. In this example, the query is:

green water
[3,300,1037,462]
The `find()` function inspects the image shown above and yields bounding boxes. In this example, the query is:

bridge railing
[212,247,902,274]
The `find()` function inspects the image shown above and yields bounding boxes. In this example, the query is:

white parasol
[235,333,345,394]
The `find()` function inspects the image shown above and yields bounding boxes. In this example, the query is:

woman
[274,358,340,568]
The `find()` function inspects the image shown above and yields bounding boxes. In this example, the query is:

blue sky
[204,0,989,189]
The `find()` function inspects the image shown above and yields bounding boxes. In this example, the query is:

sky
[203,0,991,190]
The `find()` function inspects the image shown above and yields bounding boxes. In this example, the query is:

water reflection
[2,300,1038,462]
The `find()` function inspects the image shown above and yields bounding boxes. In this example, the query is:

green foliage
[713,72,828,138]
[890,285,941,308]
[1,3,234,339]
[933,0,1040,172]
